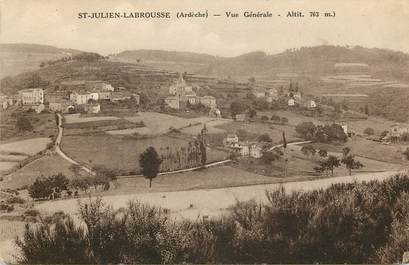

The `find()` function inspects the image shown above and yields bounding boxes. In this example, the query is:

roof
[19,88,43,93]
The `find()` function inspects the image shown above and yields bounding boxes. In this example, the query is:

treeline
[367,87,409,122]
[296,121,347,143]
[28,166,116,200]
[17,174,409,264]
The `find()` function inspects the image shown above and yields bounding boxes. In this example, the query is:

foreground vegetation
[16,173,409,264]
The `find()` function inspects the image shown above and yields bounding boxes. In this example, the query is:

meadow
[61,134,228,174]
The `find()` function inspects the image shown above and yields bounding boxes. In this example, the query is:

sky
[1,0,409,56]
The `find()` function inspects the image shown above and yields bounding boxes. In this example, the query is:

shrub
[16,175,409,264]
[24,209,40,217]
[364,127,375,135]
[6,196,26,204]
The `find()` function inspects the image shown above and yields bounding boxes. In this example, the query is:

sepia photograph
[0,0,409,263]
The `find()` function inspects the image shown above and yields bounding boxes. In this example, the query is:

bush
[6,196,26,204]
[24,209,40,217]
[364,127,375,135]
[0,203,14,212]
[16,175,409,264]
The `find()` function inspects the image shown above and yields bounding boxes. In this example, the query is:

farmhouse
[249,143,263,158]
[18,88,44,105]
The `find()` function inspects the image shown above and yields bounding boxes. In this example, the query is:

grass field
[100,165,278,195]
[0,109,57,142]
[123,112,228,135]
[309,137,409,165]
[61,134,228,174]
[64,113,119,124]
[215,120,301,144]
[0,154,74,189]
[0,138,51,156]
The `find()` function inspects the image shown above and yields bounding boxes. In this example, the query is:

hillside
[0,43,83,79]
[112,46,409,81]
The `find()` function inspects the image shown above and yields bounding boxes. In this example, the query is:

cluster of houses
[252,86,317,109]
[223,134,264,158]
[384,124,409,142]
[165,74,221,117]
[1,80,140,114]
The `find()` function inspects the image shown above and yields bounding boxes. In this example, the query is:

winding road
[55,113,93,174]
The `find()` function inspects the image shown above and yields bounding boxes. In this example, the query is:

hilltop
[0,43,83,79]
[113,46,409,81]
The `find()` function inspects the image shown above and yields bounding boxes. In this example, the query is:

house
[390,124,409,138]
[83,103,101,114]
[49,99,72,113]
[309,100,317,108]
[224,134,239,145]
[336,122,348,135]
[209,108,221,118]
[0,95,13,110]
[288,98,295,106]
[199,96,217,108]
[98,91,112,100]
[70,92,93,105]
[186,94,197,105]
[249,143,263,158]
[266,88,279,99]
[239,143,250,156]
[27,103,45,114]
[18,88,44,105]
[293,92,302,100]
[111,91,133,102]
[165,96,180,109]
[85,81,114,91]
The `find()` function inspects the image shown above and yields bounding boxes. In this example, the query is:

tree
[301,145,316,156]
[16,116,33,132]
[230,101,246,119]
[326,155,341,177]
[248,108,257,119]
[257,133,272,143]
[261,151,280,164]
[296,122,316,139]
[318,149,328,158]
[341,155,364,175]
[281,117,288,124]
[364,127,375,135]
[248,77,256,83]
[315,155,340,177]
[139,147,162,188]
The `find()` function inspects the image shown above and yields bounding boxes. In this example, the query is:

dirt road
[36,169,408,221]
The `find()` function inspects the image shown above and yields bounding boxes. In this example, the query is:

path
[36,169,409,221]
[267,140,312,151]
[55,113,94,174]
